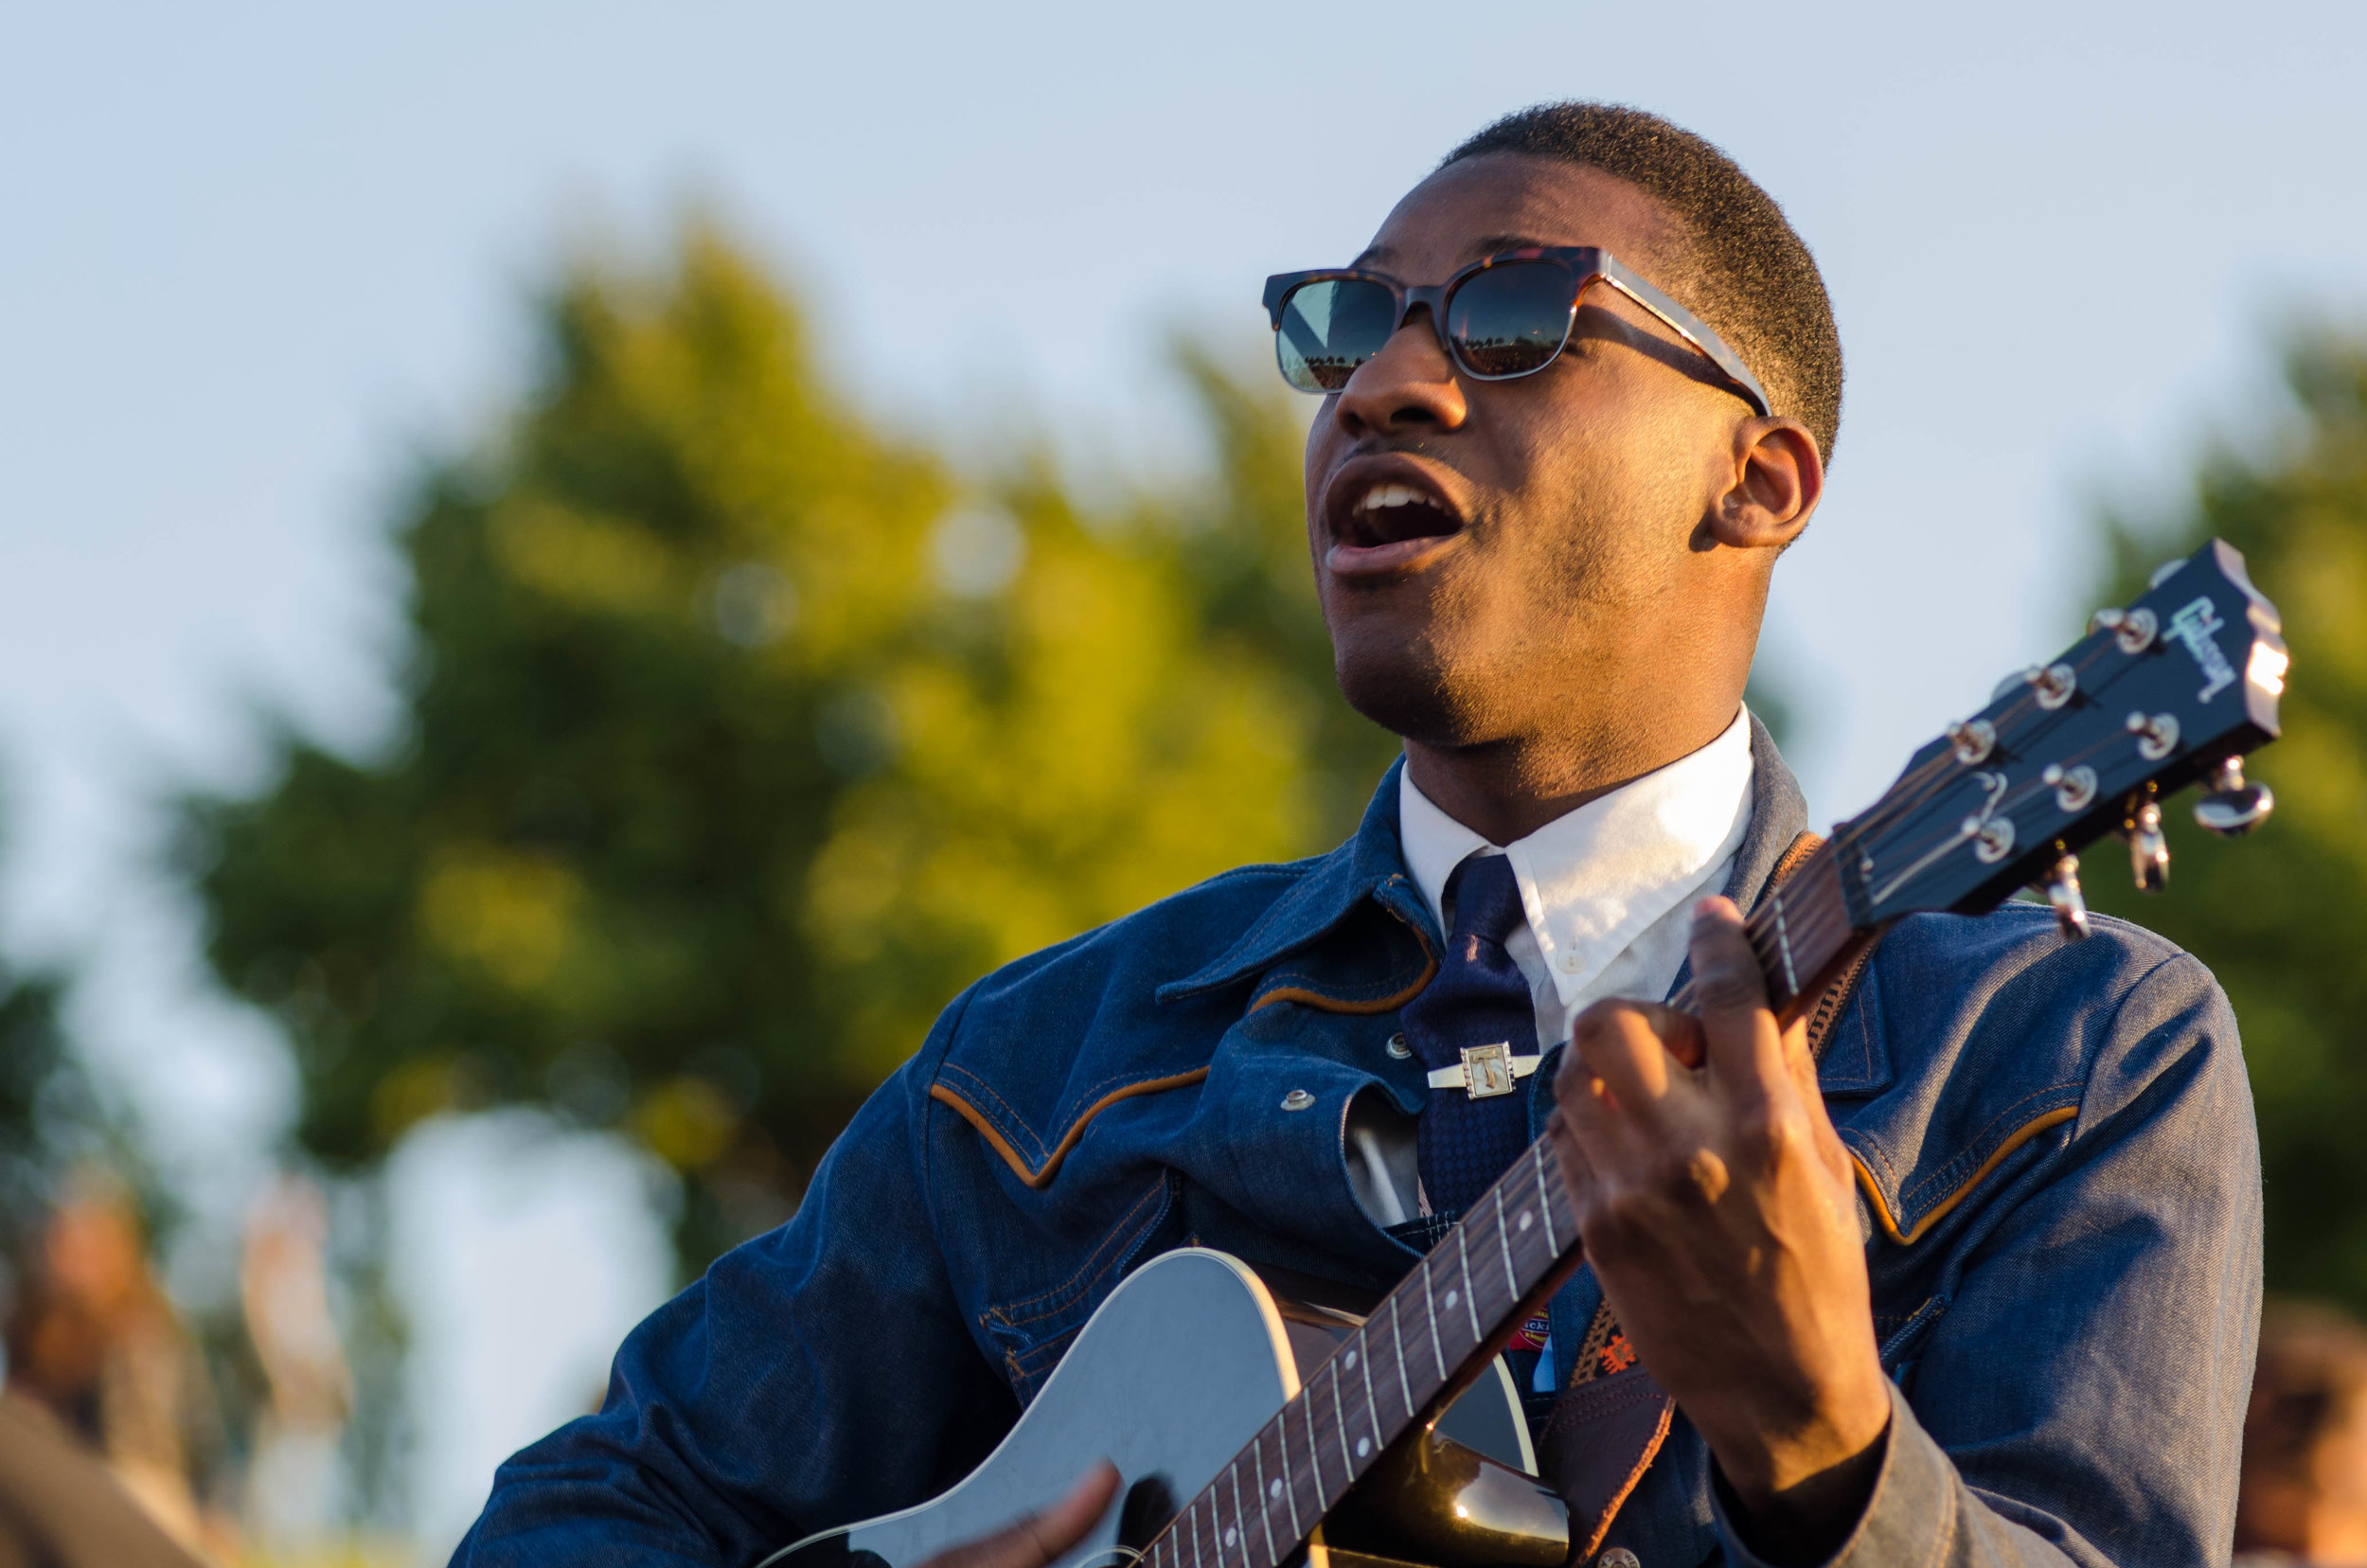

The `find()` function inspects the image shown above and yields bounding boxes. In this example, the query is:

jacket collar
[1720,712,1810,914]
[1155,755,1432,1006]
[1158,714,1813,1008]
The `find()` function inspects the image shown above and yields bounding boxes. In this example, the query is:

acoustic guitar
[762,539,2287,1568]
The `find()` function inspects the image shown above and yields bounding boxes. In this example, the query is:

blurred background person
[0,1388,205,1568]
[1,1171,233,1562]
[2239,1301,2367,1566]
[239,1177,353,1556]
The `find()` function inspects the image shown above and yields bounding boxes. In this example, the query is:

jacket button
[1594,1552,1641,1568]
[1386,1033,1411,1059]
[1280,1090,1315,1111]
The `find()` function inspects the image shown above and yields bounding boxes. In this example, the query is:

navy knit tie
[1401,852,1537,1218]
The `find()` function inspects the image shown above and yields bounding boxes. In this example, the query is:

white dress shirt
[1344,707,1756,1232]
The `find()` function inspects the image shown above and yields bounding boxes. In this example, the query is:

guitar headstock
[1833,538,2286,935]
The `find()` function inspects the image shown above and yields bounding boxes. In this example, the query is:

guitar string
[1855,665,2199,887]
[1854,724,2165,882]
[1838,635,2142,861]
[1833,631,2138,859]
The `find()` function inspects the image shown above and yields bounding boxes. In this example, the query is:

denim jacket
[455,724,2260,1568]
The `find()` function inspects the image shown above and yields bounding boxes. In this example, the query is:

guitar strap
[1534,830,1871,1562]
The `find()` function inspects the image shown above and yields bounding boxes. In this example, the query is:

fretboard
[1142,836,1871,1568]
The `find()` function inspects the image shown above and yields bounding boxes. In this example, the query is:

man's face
[1303,153,1766,750]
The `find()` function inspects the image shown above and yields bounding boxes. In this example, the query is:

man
[456,103,2258,1567]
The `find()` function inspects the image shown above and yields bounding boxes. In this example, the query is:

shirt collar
[1397,708,1756,1006]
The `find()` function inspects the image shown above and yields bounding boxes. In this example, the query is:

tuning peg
[2089,606,2160,654]
[2194,757,2274,836]
[2023,663,2078,709]
[2038,853,2091,939]
[1947,718,1996,765]
[2126,709,2180,761]
[2041,762,2098,812]
[2125,798,2169,892]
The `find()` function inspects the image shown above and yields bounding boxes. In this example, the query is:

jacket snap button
[1594,1552,1641,1568]
[1385,1033,1411,1059]
[1280,1090,1315,1112]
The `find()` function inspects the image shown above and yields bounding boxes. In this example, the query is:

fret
[1388,1297,1413,1415]
[1420,1258,1445,1378]
[1188,1495,1205,1568]
[1225,1464,1248,1568]
[1532,1144,1559,1256]
[1356,1335,1379,1456]
[1323,1360,1346,1494]
[1493,1185,1519,1296]
[1240,1449,1259,1568]
[1269,1420,1307,1543]
[1456,1227,1481,1341]
[1770,886,1801,999]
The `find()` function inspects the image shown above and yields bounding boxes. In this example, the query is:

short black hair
[1444,102,1842,464]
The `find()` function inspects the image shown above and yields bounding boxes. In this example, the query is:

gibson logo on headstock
[2168,597,2236,704]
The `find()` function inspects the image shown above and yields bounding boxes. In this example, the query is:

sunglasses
[1260,245,1770,417]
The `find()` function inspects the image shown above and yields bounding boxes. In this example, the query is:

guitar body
[761,1248,1556,1568]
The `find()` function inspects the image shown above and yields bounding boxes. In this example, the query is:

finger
[1024,1463,1122,1564]
[1566,1000,1683,1137]
[1685,897,1786,1097]
[1771,1011,1860,1189]
[1543,1101,1603,1220]
[925,1462,1121,1568]
[1550,1054,1628,1164]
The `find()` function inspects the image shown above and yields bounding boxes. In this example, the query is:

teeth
[1354,483,1427,513]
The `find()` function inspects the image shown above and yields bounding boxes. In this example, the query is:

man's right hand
[913,1463,1121,1568]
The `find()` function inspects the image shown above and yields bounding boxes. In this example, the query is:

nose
[1329,306,1468,440]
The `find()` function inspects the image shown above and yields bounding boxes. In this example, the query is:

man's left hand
[1549,896,1891,1565]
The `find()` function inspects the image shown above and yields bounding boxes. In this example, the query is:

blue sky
[4,0,2365,1546]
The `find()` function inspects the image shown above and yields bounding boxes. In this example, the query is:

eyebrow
[1348,233,1564,271]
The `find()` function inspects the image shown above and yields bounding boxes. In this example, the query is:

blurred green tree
[178,229,1400,1272]
[2086,328,2367,1309]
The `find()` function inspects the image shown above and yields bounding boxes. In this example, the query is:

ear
[1709,417,1824,551]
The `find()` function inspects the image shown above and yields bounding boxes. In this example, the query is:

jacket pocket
[976,1170,1179,1405]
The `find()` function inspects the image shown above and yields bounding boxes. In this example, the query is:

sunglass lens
[1447,262,1576,379]
[1275,278,1397,392]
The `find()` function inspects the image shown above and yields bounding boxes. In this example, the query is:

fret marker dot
[1269,1479,1282,1499]
[1343,1349,1357,1369]
[1225,1529,1237,1547]
[1444,1290,1458,1310]
[1518,1212,1533,1232]
[1357,1436,1371,1457]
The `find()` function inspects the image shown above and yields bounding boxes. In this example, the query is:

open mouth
[1340,482,1464,548]
[1325,474,1467,576]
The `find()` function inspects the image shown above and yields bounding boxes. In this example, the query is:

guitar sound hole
[1118,1473,1179,1552]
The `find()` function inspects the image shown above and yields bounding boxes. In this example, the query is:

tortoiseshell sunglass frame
[1259,245,1771,418]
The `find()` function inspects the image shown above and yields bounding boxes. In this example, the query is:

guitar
[762,538,2287,1568]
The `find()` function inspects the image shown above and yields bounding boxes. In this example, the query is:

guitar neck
[1147,840,1874,1568]
[1672,837,1870,1023]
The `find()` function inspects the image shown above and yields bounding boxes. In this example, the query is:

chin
[1331,633,1476,748]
